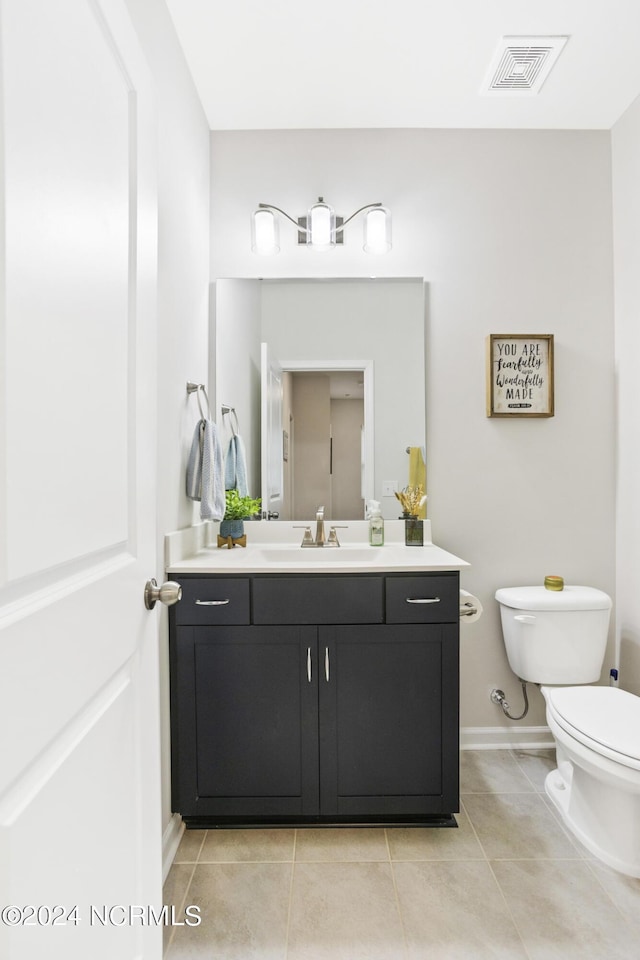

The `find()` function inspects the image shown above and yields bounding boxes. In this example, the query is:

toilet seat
[543,686,640,771]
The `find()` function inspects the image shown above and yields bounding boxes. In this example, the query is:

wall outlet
[382,480,398,496]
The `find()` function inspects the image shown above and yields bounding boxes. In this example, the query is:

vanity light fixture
[251,197,391,255]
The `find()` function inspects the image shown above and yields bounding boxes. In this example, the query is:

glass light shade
[307,200,336,249]
[363,206,391,253]
[251,208,279,254]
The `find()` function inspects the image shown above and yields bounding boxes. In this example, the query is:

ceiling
[164,0,640,131]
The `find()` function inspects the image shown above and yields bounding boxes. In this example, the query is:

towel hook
[186,381,211,421]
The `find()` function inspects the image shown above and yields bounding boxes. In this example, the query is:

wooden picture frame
[486,334,554,418]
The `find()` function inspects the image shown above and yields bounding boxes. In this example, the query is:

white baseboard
[162,812,184,882]
[460,725,554,750]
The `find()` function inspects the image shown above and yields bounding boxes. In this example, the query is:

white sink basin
[258,547,383,563]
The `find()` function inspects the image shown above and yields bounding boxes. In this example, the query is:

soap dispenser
[367,500,384,546]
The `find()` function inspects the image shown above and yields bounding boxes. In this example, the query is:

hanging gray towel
[225,433,249,497]
[186,419,225,521]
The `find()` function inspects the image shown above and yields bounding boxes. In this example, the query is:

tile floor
[163,749,640,959]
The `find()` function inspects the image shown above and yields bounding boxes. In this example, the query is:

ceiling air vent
[482,36,569,96]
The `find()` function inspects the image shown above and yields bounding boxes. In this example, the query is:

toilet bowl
[542,684,640,877]
[495,585,640,877]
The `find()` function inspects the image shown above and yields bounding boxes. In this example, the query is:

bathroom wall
[612,93,640,697]
[209,129,616,738]
[125,0,211,838]
[212,279,262,490]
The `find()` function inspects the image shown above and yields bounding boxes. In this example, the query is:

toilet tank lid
[495,585,612,611]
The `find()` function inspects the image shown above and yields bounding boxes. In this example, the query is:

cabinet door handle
[406,597,441,604]
[195,599,230,606]
[307,647,312,683]
[324,647,330,682]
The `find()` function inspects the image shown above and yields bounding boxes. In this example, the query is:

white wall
[125,0,211,835]
[612,94,640,696]
[210,129,616,734]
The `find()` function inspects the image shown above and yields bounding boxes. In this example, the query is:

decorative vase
[220,518,244,540]
[217,518,247,548]
[403,514,424,546]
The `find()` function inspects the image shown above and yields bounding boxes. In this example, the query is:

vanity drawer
[385,575,459,623]
[175,578,250,625]
[252,576,384,625]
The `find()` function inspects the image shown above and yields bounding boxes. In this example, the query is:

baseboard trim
[460,725,554,750]
[162,812,184,882]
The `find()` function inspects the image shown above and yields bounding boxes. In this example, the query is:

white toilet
[495,583,640,878]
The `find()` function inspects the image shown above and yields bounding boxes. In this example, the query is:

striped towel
[186,419,225,521]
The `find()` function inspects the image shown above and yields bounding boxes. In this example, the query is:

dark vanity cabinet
[169,572,459,826]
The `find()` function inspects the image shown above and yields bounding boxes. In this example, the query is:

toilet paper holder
[459,589,483,622]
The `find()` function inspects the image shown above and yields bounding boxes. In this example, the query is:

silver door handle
[144,579,182,610]
[324,647,330,682]
[307,647,312,683]
[195,599,230,606]
[406,597,441,604]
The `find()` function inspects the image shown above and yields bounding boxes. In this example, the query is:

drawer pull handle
[406,597,441,604]
[195,599,230,606]
[307,647,312,683]
[324,647,330,682]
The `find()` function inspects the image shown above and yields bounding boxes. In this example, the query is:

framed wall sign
[486,334,554,418]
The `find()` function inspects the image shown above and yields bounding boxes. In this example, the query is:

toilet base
[545,726,640,879]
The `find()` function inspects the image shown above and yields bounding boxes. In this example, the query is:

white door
[0,2,161,958]
[260,342,285,518]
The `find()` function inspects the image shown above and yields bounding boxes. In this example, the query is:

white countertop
[166,520,469,575]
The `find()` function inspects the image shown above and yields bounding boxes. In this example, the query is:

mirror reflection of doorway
[287,371,364,520]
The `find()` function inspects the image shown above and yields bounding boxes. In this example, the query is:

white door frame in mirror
[279,358,374,512]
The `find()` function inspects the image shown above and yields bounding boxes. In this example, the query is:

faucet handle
[327,525,348,546]
[293,525,314,546]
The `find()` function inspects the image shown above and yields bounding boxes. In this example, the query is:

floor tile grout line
[283,830,298,960]
[164,859,199,958]
[510,747,556,793]
[463,788,595,861]
[486,858,535,960]
[165,829,208,956]
[459,797,490,862]
[383,827,392,863]
[195,828,208,862]
[195,857,295,864]
[383,832,411,960]
[582,856,640,930]
[464,789,554,805]
[538,790,594,859]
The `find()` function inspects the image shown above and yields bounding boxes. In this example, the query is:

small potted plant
[219,489,262,546]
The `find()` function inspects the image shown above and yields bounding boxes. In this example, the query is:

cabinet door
[171,625,319,821]
[319,624,459,818]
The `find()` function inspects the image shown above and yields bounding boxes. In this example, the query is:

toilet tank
[495,585,612,684]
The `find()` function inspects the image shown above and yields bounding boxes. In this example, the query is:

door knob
[144,578,182,610]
